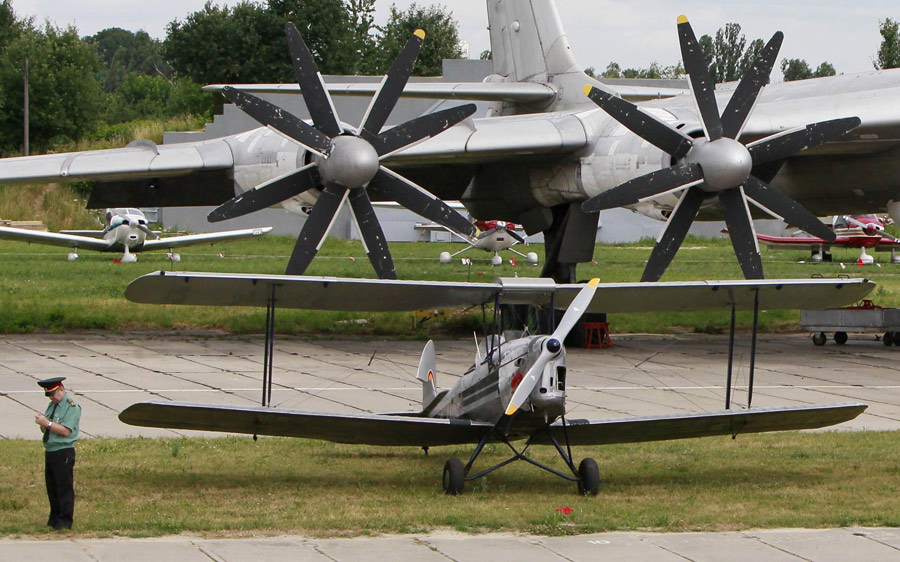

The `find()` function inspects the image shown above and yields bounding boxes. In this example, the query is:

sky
[9,1,895,78]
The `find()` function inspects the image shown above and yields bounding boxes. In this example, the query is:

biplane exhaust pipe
[416,340,438,407]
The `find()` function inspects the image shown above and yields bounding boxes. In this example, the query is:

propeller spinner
[210,25,477,279]
[581,15,860,281]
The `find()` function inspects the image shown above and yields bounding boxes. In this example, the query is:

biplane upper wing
[125,272,875,313]
[538,403,867,446]
[119,401,493,446]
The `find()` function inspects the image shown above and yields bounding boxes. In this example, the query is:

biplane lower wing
[119,401,493,446]
[540,403,867,445]
[119,401,865,447]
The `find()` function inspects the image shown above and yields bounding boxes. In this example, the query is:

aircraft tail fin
[416,340,438,407]
[486,0,581,83]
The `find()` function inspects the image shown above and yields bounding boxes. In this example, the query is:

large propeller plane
[120,272,873,494]
[1,1,899,282]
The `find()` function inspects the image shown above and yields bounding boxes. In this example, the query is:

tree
[814,61,836,78]
[376,3,463,76]
[875,17,900,69]
[698,23,762,83]
[781,58,836,81]
[602,62,621,78]
[0,22,102,152]
[0,0,23,51]
[87,28,171,91]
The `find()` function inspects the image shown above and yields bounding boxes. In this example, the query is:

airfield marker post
[748,288,760,407]
[726,302,736,409]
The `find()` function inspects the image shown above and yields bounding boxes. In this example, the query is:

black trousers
[45,448,75,530]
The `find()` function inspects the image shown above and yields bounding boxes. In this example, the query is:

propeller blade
[285,183,348,275]
[507,228,526,244]
[742,176,836,241]
[137,224,158,240]
[641,186,706,282]
[505,278,600,417]
[367,168,476,236]
[719,187,764,279]
[748,117,861,166]
[347,187,397,280]
[371,104,476,157]
[284,22,342,138]
[581,163,703,213]
[720,32,783,139]
[222,87,333,156]
[583,85,693,159]
[359,30,425,142]
[677,15,723,141]
[208,164,321,223]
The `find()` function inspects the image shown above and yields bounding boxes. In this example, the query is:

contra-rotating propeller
[504,278,599,419]
[209,24,477,279]
[581,15,861,281]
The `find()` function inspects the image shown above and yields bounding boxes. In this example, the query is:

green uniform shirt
[43,392,81,452]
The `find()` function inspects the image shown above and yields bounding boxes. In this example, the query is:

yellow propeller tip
[587,278,600,288]
[582,84,593,96]
[505,404,519,416]
[677,15,688,24]
[414,29,425,39]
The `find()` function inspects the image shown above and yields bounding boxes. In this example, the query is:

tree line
[0,0,462,154]
[596,18,900,82]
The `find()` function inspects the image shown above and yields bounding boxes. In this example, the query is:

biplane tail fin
[416,340,438,408]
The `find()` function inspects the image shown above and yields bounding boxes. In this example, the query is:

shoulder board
[67,397,76,406]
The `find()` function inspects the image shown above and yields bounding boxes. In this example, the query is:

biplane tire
[884,332,894,346]
[812,332,827,346]
[577,458,600,496]
[834,331,848,345]
[443,458,465,495]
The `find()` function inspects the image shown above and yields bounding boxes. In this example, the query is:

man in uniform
[35,377,81,530]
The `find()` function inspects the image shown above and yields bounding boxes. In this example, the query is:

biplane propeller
[121,272,870,495]
[208,24,476,279]
[581,16,860,281]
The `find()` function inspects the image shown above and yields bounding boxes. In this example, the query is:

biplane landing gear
[577,458,600,496]
[443,458,465,495]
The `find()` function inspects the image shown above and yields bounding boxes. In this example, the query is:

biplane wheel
[834,331,848,345]
[577,458,600,496]
[442,458,465,495]
[884,332,894,346]
[812,332,827,346]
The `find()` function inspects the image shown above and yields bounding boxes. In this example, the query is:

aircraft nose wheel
[443,457,465,495]
[577,458,600,496]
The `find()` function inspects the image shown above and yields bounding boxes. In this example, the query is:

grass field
[1,432,898,537]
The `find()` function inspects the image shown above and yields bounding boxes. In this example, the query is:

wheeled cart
[801,301,900,346]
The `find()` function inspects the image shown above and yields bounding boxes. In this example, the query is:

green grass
[1,432,898,536]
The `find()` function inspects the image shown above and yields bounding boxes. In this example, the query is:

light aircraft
[1,1,900,283]
[417,219,539,266]
[750,215,900,265]
[120,272,872,494]
[0,208,272,262]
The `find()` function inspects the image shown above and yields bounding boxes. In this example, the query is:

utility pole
[23,59,29,156]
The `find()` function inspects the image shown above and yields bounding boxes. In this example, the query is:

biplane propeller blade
[581,15,859,281]
[210,24,476,279]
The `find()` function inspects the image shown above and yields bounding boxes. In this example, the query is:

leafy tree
[376,3,463,76]
[0,22,102,152]
[479,49,491,61]
[267,0,358,74]
[781,58,836,81]
[346,0,378,73]
[0,0,23,50]
[105,73,215,123]
[698,23,763,83]
[875,17,900,69]
[602,62,621,78]
[86,28,170,91]
[739,38,764,77]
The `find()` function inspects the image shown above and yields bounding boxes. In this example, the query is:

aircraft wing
[756,234,835,251]
[537,403,866,445]
[0,138,233,185]
[0,226,113,251]
[203,81,682,104]
[141,226,273,251]
[125,272,875,313]
[119,401,493,446]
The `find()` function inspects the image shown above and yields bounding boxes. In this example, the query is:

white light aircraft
[1,1,899,283]
[418,219,539,266]
[0,208,272,262]
[120,272,873,494]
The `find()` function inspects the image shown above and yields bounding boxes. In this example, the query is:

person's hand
[35,414,49,428]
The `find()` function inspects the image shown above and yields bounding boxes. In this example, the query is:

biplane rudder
[416,340,438,407]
